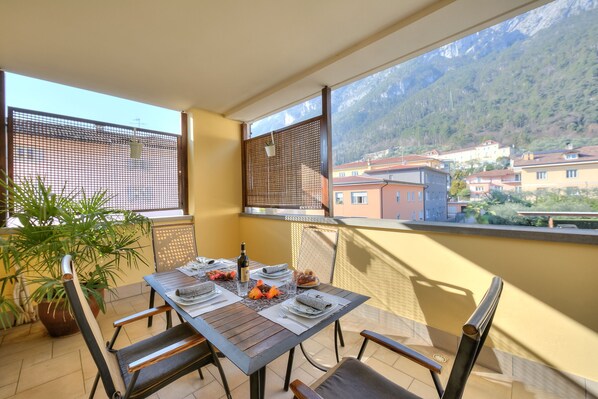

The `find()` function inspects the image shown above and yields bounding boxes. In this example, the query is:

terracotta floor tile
[0,292,586,399]
[155,369,216,399]
[193,380,228,399]
[0,383,17,399]
[205,358,249,391]
[17,350,81,392]
[0,361,21,389]
[408,378,439,399]
[11,371,84,399]
[51,332,86,357]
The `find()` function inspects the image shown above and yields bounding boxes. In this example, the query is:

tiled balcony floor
[0,292,595,399]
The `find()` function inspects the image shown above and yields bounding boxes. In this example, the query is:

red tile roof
[333,176,424,186]
[513,146,598,167]
[335,154,437,170]
[465,169,515,181]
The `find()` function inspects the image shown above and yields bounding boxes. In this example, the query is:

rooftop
[513,146,598,167]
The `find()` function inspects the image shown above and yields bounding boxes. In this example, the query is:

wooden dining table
[144,263,369,399]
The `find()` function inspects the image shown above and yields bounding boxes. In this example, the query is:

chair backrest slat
[296,226,339,284]
[61,255,126,397]
[152,223,198,273]
[442,276,504,399]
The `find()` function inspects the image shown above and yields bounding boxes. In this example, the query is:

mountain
[251,0,598,165]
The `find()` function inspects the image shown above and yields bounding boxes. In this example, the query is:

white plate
[297,277,320,288]
[171,289,222,306]
[255,269,293,279]
[282,299,338,319]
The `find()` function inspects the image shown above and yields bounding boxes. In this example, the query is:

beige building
[333,155,442,178]
[424,140,512,166]
[513,145,598,193]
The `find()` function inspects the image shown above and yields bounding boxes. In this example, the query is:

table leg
[249,367,266,399]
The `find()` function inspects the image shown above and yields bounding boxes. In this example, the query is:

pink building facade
[333,176,424,220]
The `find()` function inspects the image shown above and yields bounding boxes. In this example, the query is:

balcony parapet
[240,213,598,246]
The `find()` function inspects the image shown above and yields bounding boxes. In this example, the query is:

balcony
[1,285,595,398]
[1,1,597,398]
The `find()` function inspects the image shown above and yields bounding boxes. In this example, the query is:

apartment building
[512,145,598,193]
[465,169,521,200]
[333,176,424,220]
[424,140,512,166]
[364,166,449,221]
[333,155,441,178]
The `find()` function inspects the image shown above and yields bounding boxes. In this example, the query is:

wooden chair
[147,222,198,328]
[61,255,232,399]
[284,225,343,390]
[290,276,504,399]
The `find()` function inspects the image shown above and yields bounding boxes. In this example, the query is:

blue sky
[5,73,181,134]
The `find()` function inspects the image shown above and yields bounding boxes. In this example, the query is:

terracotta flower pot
[37,290,103,337]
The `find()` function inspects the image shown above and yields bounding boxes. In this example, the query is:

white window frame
[351,191,368,205]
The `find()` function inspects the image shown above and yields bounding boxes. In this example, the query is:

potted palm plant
[0,176,150,336]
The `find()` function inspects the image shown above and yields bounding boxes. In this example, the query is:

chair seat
[116,323,213,399]
[313,358,422,399]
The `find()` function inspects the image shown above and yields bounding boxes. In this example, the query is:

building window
[515,174,521,182]
[475,186,484,192]
[339,172,346,177]
[351,171,359,176]
[565,153,578,159]
[335,192,344,204]
[418,192,422,201]
[515,186,522,193]
[388,174,393,180]
[351,191,368,204]
[566,169,577,178]
[418,211,424,220]
[536,171,547,180]
[396,192,400,203]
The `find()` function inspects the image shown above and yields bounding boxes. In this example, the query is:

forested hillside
[332,8,598,164]
[250,0,598,165]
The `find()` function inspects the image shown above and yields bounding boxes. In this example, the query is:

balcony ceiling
[0,0,549,122]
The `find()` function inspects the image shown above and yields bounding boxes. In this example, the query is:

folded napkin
[295,293,332,311]
[262,263,288,274]
[176,282,215,299]
[196,256,215,264]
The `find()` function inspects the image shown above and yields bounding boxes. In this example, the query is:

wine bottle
[237,242,249,283]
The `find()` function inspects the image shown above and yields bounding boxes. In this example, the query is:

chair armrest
[361,330,442,373]
[113,305,173,327]
[290,380,324,399]
[128,334,205,372]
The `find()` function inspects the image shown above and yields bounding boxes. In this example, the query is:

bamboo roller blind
[245,117,323,209]
[7,107,181,212]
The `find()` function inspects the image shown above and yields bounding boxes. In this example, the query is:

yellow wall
[187,109,242,259]
[520,162,598,191]
[239,215,598,381]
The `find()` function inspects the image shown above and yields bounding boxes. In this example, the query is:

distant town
[332,140,598,228]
